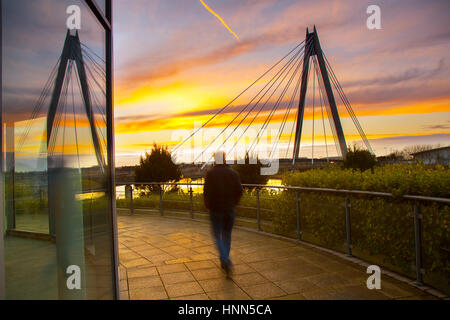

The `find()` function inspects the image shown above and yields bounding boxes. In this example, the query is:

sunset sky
[112,0,450,166]
[3,0,449,169]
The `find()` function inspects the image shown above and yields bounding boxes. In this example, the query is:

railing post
[39,185,43,209]
[129,185,134,215]
[189,185,194,219]
[413,203,424,285]
[296,190,301,240]
[159,184,163,216]
[256,188,261,231]
[345,197,352,257]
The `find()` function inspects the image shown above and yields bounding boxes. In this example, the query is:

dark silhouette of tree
[344,145,376,172]
[235,152,269,186]
[135,144,181,192]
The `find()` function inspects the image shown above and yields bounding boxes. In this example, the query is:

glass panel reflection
[93,0,106,15]
[2,0,115,299]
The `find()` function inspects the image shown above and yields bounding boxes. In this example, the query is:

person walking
[203,151,243,278]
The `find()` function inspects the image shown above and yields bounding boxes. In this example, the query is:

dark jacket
[203,164,243,213]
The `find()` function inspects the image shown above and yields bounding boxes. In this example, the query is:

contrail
[199,0,240,41]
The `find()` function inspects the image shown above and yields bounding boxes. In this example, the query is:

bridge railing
[115,181,449,294]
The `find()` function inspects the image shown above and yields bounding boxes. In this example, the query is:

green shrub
[279,164,449,293]
[283,163,450,198]
[269,190,449,293]
[344,145,376,172]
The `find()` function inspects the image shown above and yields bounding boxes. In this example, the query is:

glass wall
[94,0,106,14]
[0,0,117,299]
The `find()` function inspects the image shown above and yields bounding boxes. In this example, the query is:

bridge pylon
[47,29,105,169]
[47,30,105,238]
[292,26,347,167]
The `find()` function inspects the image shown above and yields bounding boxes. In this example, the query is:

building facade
[0,0,118,299]
[412,146,450,165]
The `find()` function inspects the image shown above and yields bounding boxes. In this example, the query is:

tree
[344,145,376,172]
[384,150,404,161]
[135,144,181,192]
[234,152,269,186]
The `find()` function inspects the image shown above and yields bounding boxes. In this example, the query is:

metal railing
[116,181,450,287]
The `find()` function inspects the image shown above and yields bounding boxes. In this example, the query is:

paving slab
[118,214,442,300]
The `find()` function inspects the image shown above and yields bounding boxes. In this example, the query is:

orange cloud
[116,23,306,100]
[115,97,450,135]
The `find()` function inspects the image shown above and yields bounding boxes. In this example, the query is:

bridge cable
[315,57,329,162]
[241,49,305,158]
[237,50,304,160]
[312,55,341,157]
[81,43,106,64]
[70,59,81,169]
[269,54,304,160]
[73,55,107,159]
[49,60,71,158]
[324,56,366,148]
[267,41,316,160]
[269,43,314,161]
[72,49,108,150]
[48,63,67,156]
[172,39,306,154]
[82,51,106,82]
[61,61,73,161]
[195,44,306,165]
[247,40,315,157]
[223,43,308,161]
[80,45,107,80]
[323,53,373,153]
[285,106,297,159]
[17,57,61,153]
[196,45,304,163]
[84,63,107,124]
[82,48,106,82]
[193,43,305,164]
[81,52,107,98]
[290,42,319,162]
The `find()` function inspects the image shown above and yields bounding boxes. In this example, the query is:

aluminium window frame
[84,0,119,300]
[0,0,4,300]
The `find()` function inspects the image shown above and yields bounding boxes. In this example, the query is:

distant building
[411,146,450,165]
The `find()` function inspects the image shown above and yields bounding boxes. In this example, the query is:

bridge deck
[118,214,438,300]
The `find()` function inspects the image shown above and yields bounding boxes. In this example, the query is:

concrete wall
[414,148,450,165]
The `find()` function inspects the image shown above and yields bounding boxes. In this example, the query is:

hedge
[278,164,449,294]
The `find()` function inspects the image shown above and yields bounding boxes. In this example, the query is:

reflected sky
[2,0,107,171]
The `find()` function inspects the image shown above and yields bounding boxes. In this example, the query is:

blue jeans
[210,210,235,268]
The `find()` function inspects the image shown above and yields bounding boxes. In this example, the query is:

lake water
[116,178,283,199]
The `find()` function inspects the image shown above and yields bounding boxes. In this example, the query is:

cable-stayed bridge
[172,26,373,169]
[17,29,107,173]
[15,29,107,236]
[16,26,373,178]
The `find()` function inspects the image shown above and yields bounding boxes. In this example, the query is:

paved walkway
[118,214,438,300]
